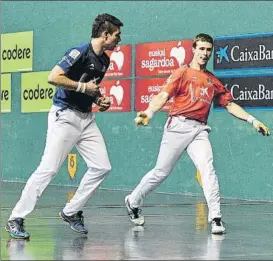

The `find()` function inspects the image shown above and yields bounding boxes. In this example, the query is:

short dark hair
[92,13,123,38]
[193,33,213,48]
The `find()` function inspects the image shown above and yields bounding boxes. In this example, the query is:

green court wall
[1,1,273,201]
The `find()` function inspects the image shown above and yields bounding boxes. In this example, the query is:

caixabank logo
[214,75,273,109]
[213,32,273,74]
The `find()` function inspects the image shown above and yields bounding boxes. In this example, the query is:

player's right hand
[134,111,150,126]
[85,79,101,96]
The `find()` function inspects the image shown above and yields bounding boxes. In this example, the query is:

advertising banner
[1,74,11,113]
[134,77,173,111]
[213,33,273,76]
[105,45,132,78]
[135,40,193,76]
[1,31,33,73]
[21,71,55,113]
[92,79,131,112]
[214,75,273,109]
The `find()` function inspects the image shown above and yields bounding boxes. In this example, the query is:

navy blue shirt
[53,43,110,112]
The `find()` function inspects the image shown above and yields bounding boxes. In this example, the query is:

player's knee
[153,168,168,181]
[33,169,57,178]
[88,163,111,176]
[102,160,112,173]
[199,164,215,176]
[104,163,112,174]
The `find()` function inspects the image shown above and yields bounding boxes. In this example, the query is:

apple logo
[170,41,186,66]
[110,80,124,105]
[110,46,124,71]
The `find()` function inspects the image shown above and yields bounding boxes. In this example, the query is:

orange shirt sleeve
[214,77,233,107]
[161,68,183,99]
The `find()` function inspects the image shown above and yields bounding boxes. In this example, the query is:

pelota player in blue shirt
[5,13,123,239]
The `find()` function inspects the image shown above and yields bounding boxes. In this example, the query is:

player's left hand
[253,120,270,136]
[97,97,111,112]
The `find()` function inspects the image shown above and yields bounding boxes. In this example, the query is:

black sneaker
[125,195,145,226]
[59,211,88,234]
[5,218,30,239]
[211,218,226,234]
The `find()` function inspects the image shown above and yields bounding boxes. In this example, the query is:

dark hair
[92,13,123,38]
[193,33,213,48]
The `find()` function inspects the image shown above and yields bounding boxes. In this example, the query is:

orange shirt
[162,65,233,123]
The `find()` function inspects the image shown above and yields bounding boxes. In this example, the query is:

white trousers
[128,115,222,221]
[9,105,111,220]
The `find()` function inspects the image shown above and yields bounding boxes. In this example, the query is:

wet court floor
[1,182,273,260]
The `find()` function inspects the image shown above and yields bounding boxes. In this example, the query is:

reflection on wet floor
[2,182,273,260]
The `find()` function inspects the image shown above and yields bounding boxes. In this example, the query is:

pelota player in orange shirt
[125,33,270,234]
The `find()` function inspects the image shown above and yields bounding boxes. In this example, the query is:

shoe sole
[5,226,30,239]
[211,229,226,235]
[58,212,88,234]
[124,196,145,226]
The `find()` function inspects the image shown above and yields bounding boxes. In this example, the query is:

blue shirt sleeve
[57,47,83,73]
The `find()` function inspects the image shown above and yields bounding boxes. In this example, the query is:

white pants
[128,115,221,221]
[9,105,111,220]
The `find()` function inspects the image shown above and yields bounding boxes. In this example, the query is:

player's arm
[48,48,99,96]
[224,102,270,136]
[135,71,181,126]
[214,77,270,136]
[147,92,169,114]
[48,65,100,96]
[135,92,169,126]
[48,65,78,91]
[94,56,112,111]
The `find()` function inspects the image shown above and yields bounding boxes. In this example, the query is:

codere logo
[23,84,54,100]
[1,88,9,101]
[21,71,55,113]
[1,74,11,113]
[1,31,33,73]
[1,44,31,61]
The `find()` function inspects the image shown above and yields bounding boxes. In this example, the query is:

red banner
[105,45,132,78]
[92,79,131,112]
[135,78,174,112]
[135,40,193,76]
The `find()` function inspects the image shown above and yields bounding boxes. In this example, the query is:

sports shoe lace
[131,208,142,218]
[71,211,85,226]
[11,219,26,233]
[213,218,225,226]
